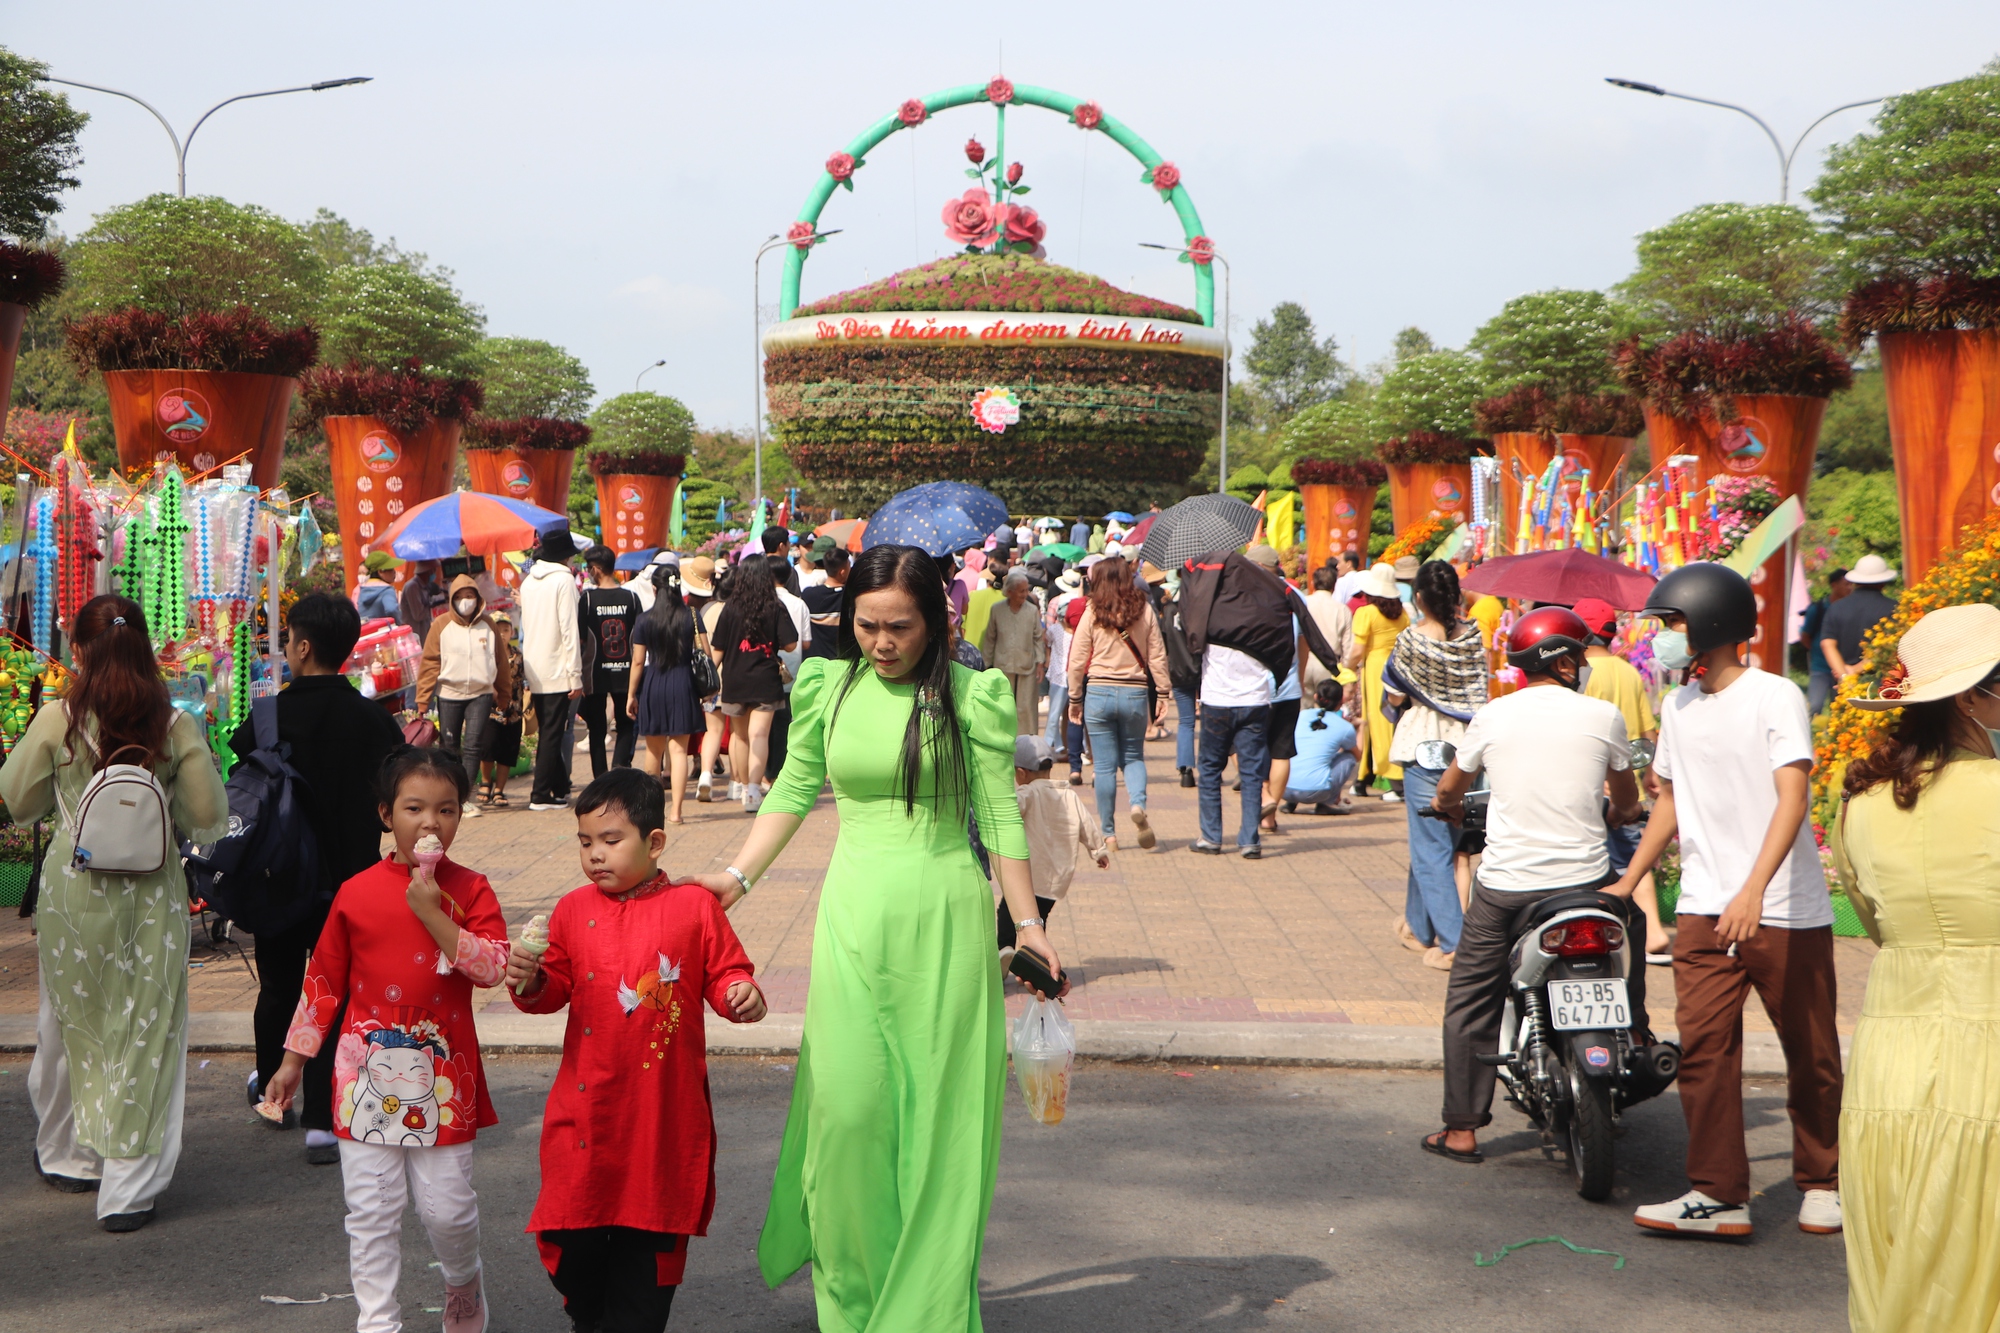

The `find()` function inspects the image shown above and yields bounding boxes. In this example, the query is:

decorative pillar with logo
[464,417,588,517]
[583,391,697,556]
[1377,433,1479,534]
[301,363,484,595]
[1291,458,1385,566]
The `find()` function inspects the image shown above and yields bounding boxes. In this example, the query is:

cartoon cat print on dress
[342,1023,454,1146]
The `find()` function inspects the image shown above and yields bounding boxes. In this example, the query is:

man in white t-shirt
[1611,562,1843,1241]
[1422,607,1646,1165]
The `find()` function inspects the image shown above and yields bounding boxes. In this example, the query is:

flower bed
[793,253,1201,322]
[1382,513,1454,562]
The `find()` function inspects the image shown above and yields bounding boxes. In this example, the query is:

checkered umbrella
[1136,493,1263,571]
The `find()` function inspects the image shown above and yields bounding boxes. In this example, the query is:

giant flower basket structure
[1291,458,1385,566]
[1378,434,1479,534]
[591,450,684,556]
[763,79,1225,514]
[464,417,589,519]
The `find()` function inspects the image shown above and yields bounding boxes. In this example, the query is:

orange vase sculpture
[596,472,682,555]
[324,415,464,594]
[0,303,24,419]
[465,446,577,519]
[1300,482,1378,567]
[1641,396,1827,672]
[1386,461,1473,533]
[103,368,297,489]
[1877,329,2000,586]
[1490,431,1555,552]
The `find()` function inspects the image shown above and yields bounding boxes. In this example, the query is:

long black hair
[833,544,968,817]
[639,564,692,659]
[1413,560,1462,631]
[721,553,780,650]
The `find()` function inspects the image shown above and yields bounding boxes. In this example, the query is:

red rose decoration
[1150,161,1181,193]
[998,204,1045,246]
[826,152,856,181]
[987,77,1015,105]
[898,98,927,127]
[1072,101,1103,130]
[942,189,997,246]
[1187,235,1215,266]
[964,138,986,165]
[787,221,818,252]
[1006,162,1023,186]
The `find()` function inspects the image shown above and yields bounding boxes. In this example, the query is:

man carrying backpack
[231,593,402,1165]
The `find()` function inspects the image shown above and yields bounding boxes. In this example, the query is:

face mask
[454,598,477,617]
[1653,630,1694,671]
[1976,687,2000,758]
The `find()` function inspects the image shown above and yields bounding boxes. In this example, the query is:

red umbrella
[1122,514,1157,547]
[1460,548,1657,611]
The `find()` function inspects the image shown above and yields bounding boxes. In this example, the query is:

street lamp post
[635,359,666,392]
[1140,241,1231,494]
[752,229,840,508]
[45,76,371,198]
[1604,77,1896,203]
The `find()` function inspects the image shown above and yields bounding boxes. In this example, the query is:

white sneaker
[1381,790,1402,803]
[1798,1188,1842,1234]
[461,801,482,818]
[696,776,713,803]
[1633,1189,1752,1237]
[729,781,744,802]
[743,785,763,813]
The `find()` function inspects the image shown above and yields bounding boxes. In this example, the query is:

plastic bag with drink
[1010,998,1075,1125]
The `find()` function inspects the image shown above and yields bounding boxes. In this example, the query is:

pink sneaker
[443,1273,486,1333]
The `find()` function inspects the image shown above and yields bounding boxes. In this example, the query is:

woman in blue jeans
[1382,561,1488,971]
[1066,557,1172,850]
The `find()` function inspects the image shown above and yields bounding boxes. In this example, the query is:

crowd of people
[17,504,2000,1333]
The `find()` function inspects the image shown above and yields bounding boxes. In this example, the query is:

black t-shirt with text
[580,586,643,687]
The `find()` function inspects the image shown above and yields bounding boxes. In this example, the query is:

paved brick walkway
[0,711,1877,1035]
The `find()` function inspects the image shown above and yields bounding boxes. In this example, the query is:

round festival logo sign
[1333,499,1356,520]
[1716,417,1770,474]
[618,483,645,510]
[502,461,534,497]
[970,386,1022,434]
[157,389,213,444]
[360,432,401,474]
[1431,477,1465,512]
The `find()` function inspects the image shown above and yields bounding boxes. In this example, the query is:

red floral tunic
[284,857,510,1146]
[513,874,759,1239]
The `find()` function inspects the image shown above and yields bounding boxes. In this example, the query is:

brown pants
[1672,914,1842,1205]
[1004,670,1040,737]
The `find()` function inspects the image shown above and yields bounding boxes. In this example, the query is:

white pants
[30,972,186,1219]
[340,1138,482,1333]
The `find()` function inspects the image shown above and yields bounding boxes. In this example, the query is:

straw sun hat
[1851,603,2000,711]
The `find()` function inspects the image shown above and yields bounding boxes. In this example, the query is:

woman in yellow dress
[1834,602,2000,1333]
[1342,562,1409,794]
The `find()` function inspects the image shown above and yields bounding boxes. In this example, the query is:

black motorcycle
[1417,739,1679,1201]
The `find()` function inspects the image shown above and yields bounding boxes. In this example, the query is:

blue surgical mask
[1653,630,1694,671]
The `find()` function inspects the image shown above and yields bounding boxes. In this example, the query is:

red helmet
[1507,606,1590,677]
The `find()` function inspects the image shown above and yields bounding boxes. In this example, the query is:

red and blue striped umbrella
[370,488,570,560]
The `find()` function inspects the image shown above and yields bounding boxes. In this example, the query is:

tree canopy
[1242,301,1343,420]
[0,47,87,240]
[1392,327,1435,362]
[1279,395,1383,462]
[1810,58,2000,283]
[476,337,594,420]
[68,194,325,323]
[1468,289,1626,396]
[1375,348,1485,438]
[589,391,695,457]
[317,261,485,373]
[1613,202,1834,335]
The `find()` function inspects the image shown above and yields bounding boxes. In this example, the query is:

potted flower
[0,242,65,416]
[1371,347,1488,532]
[463,416,591,517]
[62,305,316,488]
[1289,457,1387,565]
[586,392,693,554]
[1377,433,1481,532]
[301,360,484,592]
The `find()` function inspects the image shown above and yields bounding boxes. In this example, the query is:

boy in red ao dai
[508,768,767,1332]
[263,749,511,1333]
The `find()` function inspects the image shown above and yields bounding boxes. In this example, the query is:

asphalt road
[1,1053,1847,1331]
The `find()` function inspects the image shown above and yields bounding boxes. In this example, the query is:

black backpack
[183,697,327,937]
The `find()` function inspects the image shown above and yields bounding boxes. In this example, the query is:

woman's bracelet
[724,865,754,897]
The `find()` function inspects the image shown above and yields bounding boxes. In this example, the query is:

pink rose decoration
[964,137,985,165]
[1150,161,1181,193]
[788,221,818,251]
[826,152,856,181]
[987,77,1015,105]
[898,98,927,127]
[999,203,1046,246]
[1187,235,1215,265]
[157,396,189,425]
[1072,101,1103,130]
[1007,162,1023,185]
[942,189,997,246]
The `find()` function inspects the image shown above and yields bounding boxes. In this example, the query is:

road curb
[0,1010,1840,1077]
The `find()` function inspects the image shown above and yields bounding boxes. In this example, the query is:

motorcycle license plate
[1550,979,1629,1030]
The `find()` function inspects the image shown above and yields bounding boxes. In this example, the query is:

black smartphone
[1008,944,1067,999]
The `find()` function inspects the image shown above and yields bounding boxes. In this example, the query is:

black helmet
[1641,562,1756,655]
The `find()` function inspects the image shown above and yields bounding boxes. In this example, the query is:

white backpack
[59,715,172,876]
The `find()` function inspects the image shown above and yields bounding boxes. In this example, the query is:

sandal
[1422,1130,1484,1164]
[490,787,511,809]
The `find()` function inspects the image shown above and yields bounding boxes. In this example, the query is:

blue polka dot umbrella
[861,482,1012,558]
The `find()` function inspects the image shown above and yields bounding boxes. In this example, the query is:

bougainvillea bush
[463,417,591,452]
[66,306,320,378]
[300,359,484,433]
[794,253,1201,322]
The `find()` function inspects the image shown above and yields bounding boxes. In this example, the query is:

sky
[13,1,1999,430]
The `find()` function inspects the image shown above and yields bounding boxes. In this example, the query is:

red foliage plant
[1472,384,1553,435]
[1289,457,1388,487]
[1614,316,1853,419]
[0,241,65,309]
[300,359,484,434]
[1476,383,1643,437]
[463,417,592,452]
[1377,432,1483,465]
[1839,275,2000,344]
[66,306,319,378]
[586,449,686,478]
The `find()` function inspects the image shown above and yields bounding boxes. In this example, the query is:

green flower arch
[781,80,1215,325]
